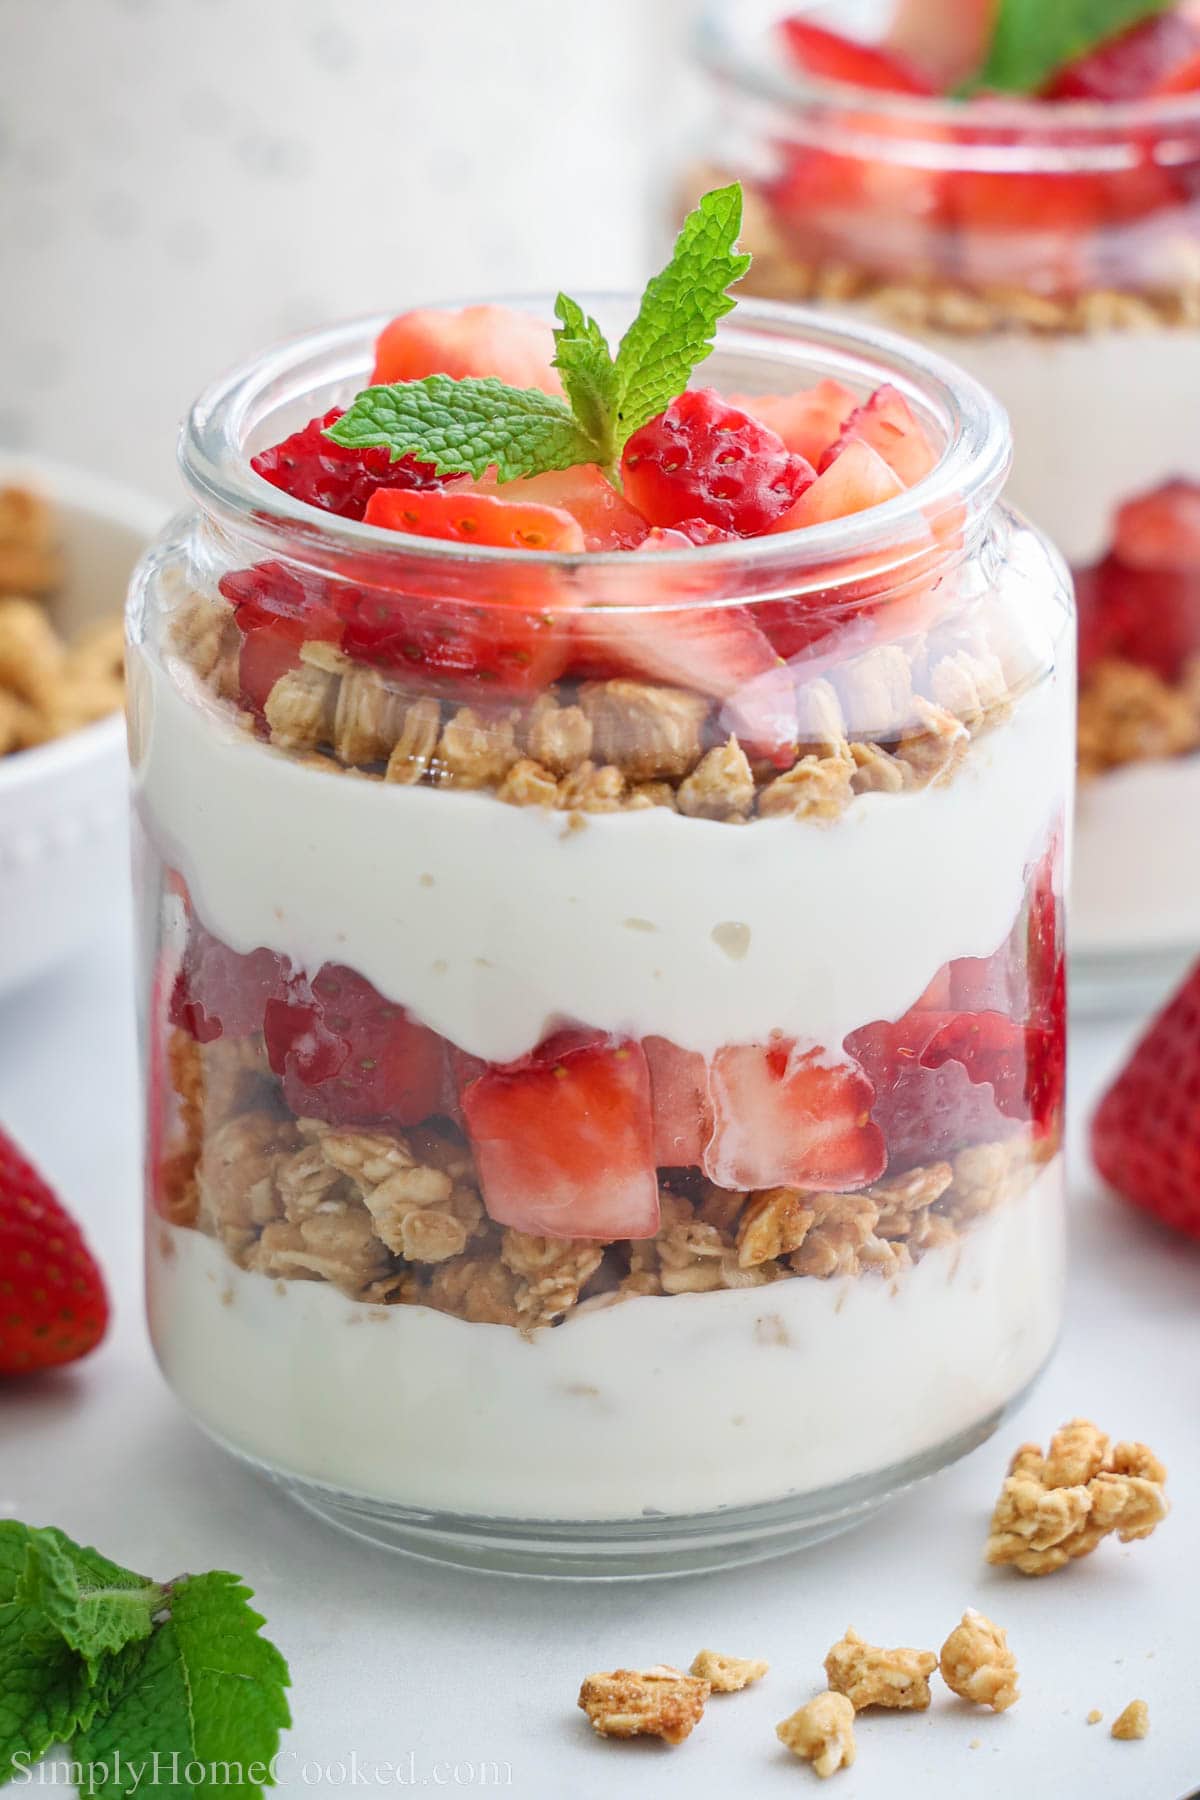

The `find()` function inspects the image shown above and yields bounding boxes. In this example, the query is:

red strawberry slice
[846,1010,1018,1167]
[886,0,995,89]
[769,438,906,533]
[728,382,859,469]
[459,1032,659,1240]
[643,1036,714,1168]
[476,467,650,551]
[264,963,446,1130]
[780,17,936,94]
[365,486,585,552]
[219,561,344,719]
[1092,959,1200,1239]
[819,386,938,489]
[920,1010,1035,1121]
[1113,478,1200,569]
[620,389,815,537]
[1086,558,1200,684]
[169,921,290,1043]
[251,407,439,521]
[0,1128,109,1374]
[1046,10,1200,99]
[371,304,563,395]
[703,1039,886,1192]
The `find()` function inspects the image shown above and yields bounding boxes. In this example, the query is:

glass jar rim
[697,0,1200,142]
[179,294,1010,592]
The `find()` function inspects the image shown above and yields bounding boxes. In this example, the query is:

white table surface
[3,906,1198,1800]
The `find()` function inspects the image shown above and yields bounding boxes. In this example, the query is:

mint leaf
[0,1606,93,1784]
[327,374,599,482]
[552,295,620,468]
[13,1529,163,1673]
[968,0,1173,93]
[609,182,750,443]
[74,1571,291,1800]
[0,1524,31,1603]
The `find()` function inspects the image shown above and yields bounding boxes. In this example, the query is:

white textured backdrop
[1,0,695,497]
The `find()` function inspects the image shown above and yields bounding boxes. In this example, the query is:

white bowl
[0,454,167,997]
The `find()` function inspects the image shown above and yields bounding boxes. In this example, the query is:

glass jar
[129,297,1072,1577]
[687,0,1200,1010]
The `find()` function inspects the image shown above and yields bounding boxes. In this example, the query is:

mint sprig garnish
[963,0,1174,94]
[0,1524,289,1795]
[326,182,751,485]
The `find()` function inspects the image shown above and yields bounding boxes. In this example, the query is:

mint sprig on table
[325,182,751,484]
[0,1523,289,1796]
[963,0,1174,94]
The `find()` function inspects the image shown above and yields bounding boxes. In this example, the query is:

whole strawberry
[1092,962,1200,1240]
[0,1127,109,1374]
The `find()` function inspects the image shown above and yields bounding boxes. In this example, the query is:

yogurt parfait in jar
[130,188,1072,1575]
[686,0,1200,1004]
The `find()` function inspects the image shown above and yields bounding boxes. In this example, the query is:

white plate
[0,453,167,998]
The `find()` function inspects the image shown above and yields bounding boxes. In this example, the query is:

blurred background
[0,0,699,497]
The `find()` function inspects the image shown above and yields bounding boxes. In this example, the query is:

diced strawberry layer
[365,486,585,552]
[780,17,936,94]
[703,1039,886,1192]
[460,1032,660,1240]
[1046,10,1200,99]
[371,304,562,396]
[770,438,906,533]
[820,386,937,489]
[729,383,859,470]
[219,561,344,718]
[251,408,439,521]
[477,467,650,551]
[263,963,446,1130]
[846,1010,1018,1167]
[170,922,290,1043]
[621,389,815,537]
[643,1036,714,1167]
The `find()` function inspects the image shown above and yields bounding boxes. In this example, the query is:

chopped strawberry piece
[728,382,859,469]
[920,1010,1034,1121]
[1113,478,1200,569]
[0,1128,109,1374]
[264,963,446,1130]
[621,389,815,536]
[170,921,290,1043]
[471,467,649,551]
[371,304,562,395]
[1046,10,1200,99]
[648,519,739,547]
[219,561,344,719]
[251,408,438,521]
[770,438,905,533]
[846,1010,1018,1166]
[643,1036,714,1167]
[820,386,938,489]
[1092,959,1200,1239]
[703,1039,886,1192]
[887,0,996,89]
[365,486,585,552]
[780,17,936,94]
[460,1032,659,1240]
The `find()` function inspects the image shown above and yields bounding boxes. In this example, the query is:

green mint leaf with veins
[966,0,1173,93]
[13,1529,164,1674]
[0,1606,94,1783]
[327,374,599,482]
[327,182,752,486]
[551,293,621,468]
[74,1571,291,1800]
[608,181,751,443]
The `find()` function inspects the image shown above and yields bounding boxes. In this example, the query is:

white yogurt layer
[148,1159,1063,1520]
[134,653,1067,1064]
[845,311,1200,566]
[1073,753,1200,955]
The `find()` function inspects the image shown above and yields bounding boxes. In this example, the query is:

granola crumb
[1087,1709,1103,1726]
[938,1610,1019,1712]
[580,679,709,781]
[776,1692,856,1777]
[758,752,853,821]
[1111,1700,1149,1741]
[985,1420,1168,1576]
[578,1667,710,1745]
[689,1649,769,1692]
[824,1627,937,1712]
[676,737,755,820]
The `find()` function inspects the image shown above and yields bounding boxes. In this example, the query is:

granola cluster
[0,487,125,755]
[824,1628,937,1712]
[938,1610,1020,1712]
[578,1649,767,1747]
[1077,656,1200,779]
[160,1027,1052,1328]
[985,1419,1168,1576]
[170,584,1023,824]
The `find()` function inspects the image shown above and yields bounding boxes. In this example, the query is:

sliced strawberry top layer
[819,387,938,490]
[251,408,440,521]
[781,16,937,94]
[1045,9,1200,99]
[371,303,563,395]
[621,388,815,537]
[364,486,586,553]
